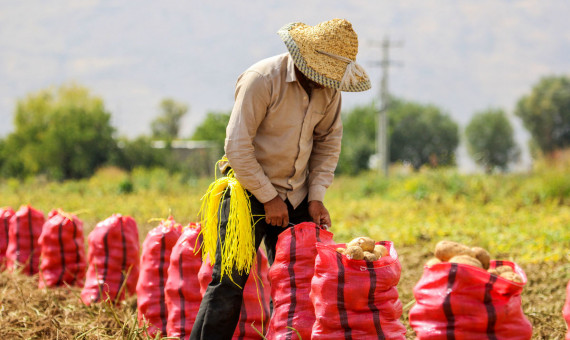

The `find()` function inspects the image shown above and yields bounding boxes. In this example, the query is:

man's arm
[224,71,289,227]
[308,92,343,227]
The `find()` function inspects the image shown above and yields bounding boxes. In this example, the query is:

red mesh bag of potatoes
[198,249,271,339]
[136,217,183,337]
[81,214,140,305]
[409,260,532,339]
[6,205,45,275]
[0,207,15,269]
[165,224,202,340]
[310,241,406,340]
[38,210,86,288]
[266,222,334,340]
[562,281,570,340]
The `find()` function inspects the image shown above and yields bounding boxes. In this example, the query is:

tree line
[0,75,569,180]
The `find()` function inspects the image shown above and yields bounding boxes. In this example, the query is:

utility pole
[370,36,403,177]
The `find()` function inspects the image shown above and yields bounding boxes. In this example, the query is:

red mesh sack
[409,260,533,339]
[562,281,570,340]
[266,222,334,340]
[165,224,202,340]
[310,241,406,340]
[81,214,140,305]
[198,249,271,339]
[6,205,45,275]
[137,217,183,337]
[38,210,86,289]
[0,207,15,269]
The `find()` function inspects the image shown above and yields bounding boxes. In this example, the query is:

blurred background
[1,0,569,179]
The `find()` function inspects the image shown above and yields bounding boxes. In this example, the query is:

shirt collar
[285,53,297,83]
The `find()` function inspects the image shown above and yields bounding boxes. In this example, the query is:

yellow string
[199,158,256,287]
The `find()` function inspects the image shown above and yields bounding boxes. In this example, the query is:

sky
[1,0,569,171]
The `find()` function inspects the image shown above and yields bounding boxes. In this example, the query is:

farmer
[190,18,370,340]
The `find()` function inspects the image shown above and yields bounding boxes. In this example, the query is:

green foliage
[337,103,377,175]
[389,98,459,170]
[0,139,6,173]
[1,84,116,180]
[515,75,570,154]
[465,108,520,173]
[191,111,231,150]
[327,167,570,263]
[118,178,134,194]
[151,98,188,140]
[110,136,167,171]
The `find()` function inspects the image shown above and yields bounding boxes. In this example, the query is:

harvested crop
[499,271,523,283]
[471,246,491,270]
[362,251,377,262]
[373,244,388,258]
[425,257,442,267]
[434,240,474,261]
[336,247,345,255]
[347,236,375,252]
[312,242,406,339]
[344,246,364,260]
[449,255,483,269]
[495,265,513,275]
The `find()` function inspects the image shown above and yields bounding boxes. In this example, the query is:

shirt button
[288,179,292,184]
[303,96,307,100]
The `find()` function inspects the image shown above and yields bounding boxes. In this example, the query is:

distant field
[0,165,569,339]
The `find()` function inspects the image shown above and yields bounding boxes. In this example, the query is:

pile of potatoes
[336,236,388,261]
[426,240,523,283]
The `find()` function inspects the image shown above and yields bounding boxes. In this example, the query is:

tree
[389,98,459,170]
[465,108,520,173]
[515,75,570,155]
[336,104,376,175]
[1,84,116,179]
[110,136,167,171]
[151,98,188,140]
[191,111,231,150]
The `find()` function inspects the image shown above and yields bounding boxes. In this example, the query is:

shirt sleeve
[308,92,343,202]
[225,70,279,203]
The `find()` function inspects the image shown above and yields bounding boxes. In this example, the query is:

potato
[487,268,499,276]
[347,237,376,252]
[425,257,442,267]
[363,251,377,262]
[336,247,346,255]
[500,271,523,283]
[471,247,491,270]
[449,255,483,269]
[344,246,364,260]
[373,244,388,259]
[434,240,474,261]
[495,265,513,275]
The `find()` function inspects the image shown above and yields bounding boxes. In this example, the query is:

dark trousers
[190,193,312,340]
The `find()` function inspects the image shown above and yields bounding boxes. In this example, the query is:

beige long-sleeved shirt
[223,53,343,208]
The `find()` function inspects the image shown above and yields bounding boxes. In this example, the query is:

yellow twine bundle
[199,163,256,287]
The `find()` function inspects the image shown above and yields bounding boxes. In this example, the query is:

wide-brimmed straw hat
[278,18,371,92]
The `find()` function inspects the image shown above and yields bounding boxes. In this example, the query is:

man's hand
[264,195,289,228]
[308,200,332,228]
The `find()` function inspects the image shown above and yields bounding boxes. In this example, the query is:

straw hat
[278,19,371,92]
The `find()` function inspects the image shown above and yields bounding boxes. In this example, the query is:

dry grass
[0,244,567,339]
[0,269,158,340]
